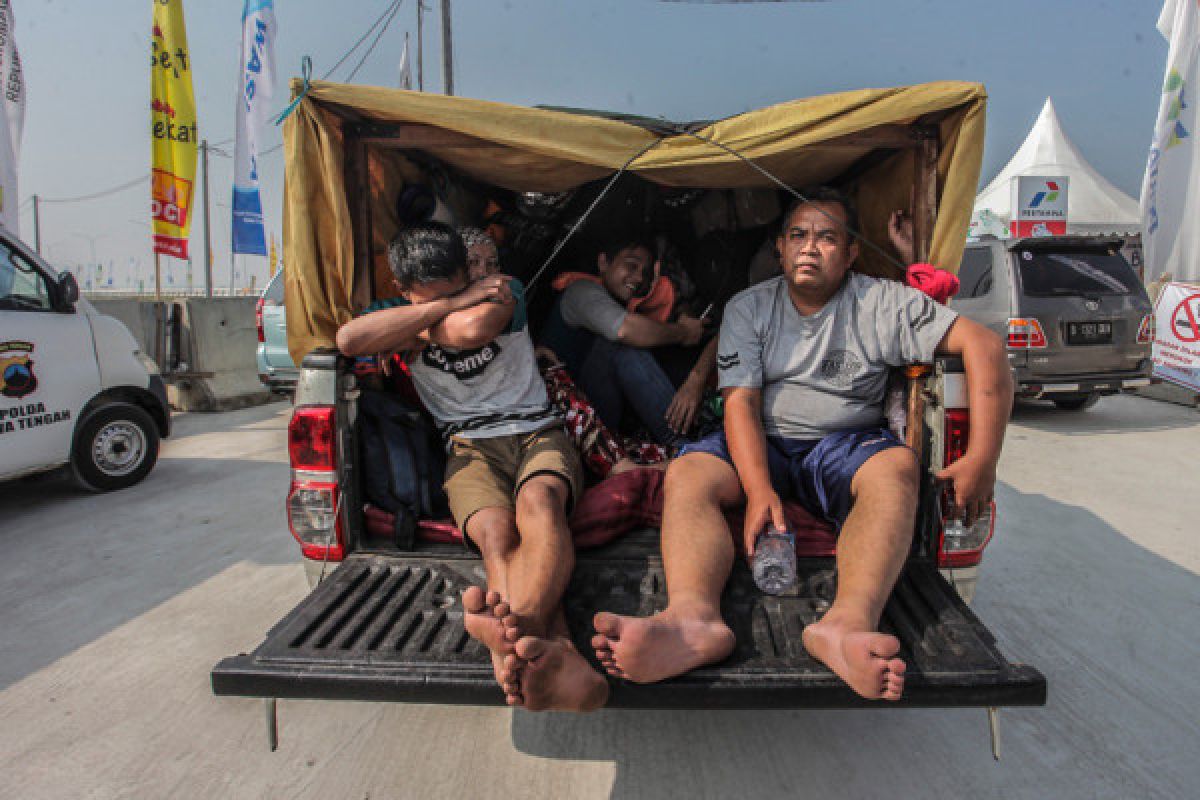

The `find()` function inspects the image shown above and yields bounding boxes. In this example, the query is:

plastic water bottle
[752,526,797,595]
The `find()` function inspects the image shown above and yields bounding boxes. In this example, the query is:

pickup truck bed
[212,530,1045,709]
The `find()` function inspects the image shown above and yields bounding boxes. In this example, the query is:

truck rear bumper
[214,552,1045,710]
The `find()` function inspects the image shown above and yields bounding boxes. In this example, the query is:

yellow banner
[150,0,197,259]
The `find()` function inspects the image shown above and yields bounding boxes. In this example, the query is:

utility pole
[31,194,41,255]
[441,0,454,96]
[416,1,425,91]
[154,252,162,301]
[200,139,213,298]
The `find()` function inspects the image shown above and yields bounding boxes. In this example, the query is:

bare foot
[802,618,906,701]
[463,587,522,702]
[511,636,609,712]
[591,606,735,684]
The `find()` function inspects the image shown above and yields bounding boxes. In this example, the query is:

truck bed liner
[213,539,1045,709]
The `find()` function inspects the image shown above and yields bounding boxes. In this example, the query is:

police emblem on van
[0,341,37,399]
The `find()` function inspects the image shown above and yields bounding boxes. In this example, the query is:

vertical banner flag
[232,0,276,256]
[1010,175,1069,237]
[1142,0,1200,283]
[150,0,199,259]
[1151,281,1200,390]
[0,0,24,232]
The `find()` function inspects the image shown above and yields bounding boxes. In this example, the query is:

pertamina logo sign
[1011,175,1069,237]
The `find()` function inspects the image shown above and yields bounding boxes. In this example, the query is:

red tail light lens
[1006,318,1047,349]
[288,406,337,470]
[255,297,266,343]
[938,408,993,568]
[943,408,969,463]
[1137,314,1155,344]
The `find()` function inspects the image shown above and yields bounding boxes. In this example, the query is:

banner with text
[232,0,275,256]
[150,0,198,259]
[1152,281,1200,390]
[1010,175,1069,238]
[1141,0,1200,283]
[0,0,24,232]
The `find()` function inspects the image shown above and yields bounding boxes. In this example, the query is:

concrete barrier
[87,295,271,412]
[1135,382,1199,408]
[170,297,270,412]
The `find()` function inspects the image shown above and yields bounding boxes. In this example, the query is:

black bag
[357,389,449,547]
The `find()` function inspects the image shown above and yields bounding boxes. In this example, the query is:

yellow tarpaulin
[283,80,986,364]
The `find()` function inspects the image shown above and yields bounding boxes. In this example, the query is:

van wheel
[72,403,160,491]
[1052,393,1100,411]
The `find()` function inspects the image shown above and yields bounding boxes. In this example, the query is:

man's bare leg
[801,446,918,701]
[591,453,739,683]
[504,474,609,711]
[461,508,523,703]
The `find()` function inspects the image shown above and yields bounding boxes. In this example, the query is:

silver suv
[952,236,1153,410]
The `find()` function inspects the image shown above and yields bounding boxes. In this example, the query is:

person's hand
[743,487,786,556]
[675,313,705,347]
[936,455,996,527]
[888,210,916,265]
[665,374,705,435]
[449,274,512,312]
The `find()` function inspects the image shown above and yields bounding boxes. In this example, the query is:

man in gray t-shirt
[593,188,1013,703]
[541,232,710,448]
[336,223,606,714]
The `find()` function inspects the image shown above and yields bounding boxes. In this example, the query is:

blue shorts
[677,426,904,531]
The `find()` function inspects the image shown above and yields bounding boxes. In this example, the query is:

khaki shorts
[443,425,583,536]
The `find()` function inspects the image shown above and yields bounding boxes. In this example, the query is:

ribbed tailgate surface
[213,553,1045,708]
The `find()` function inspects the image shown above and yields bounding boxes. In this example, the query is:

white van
[0,227,169,490]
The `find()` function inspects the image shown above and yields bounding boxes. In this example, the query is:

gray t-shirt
[559,280,625,341]
[717,273,958,440]
[370,280,558,439]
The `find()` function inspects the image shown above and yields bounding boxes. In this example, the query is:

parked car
[952,235,1153,410]
[213,81,1044,753]
[255,269,297,393]
[0,226,169,490]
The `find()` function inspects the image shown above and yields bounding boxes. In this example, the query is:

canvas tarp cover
[283,80,986,363]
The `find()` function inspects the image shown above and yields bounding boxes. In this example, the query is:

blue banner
[232,0,275,256]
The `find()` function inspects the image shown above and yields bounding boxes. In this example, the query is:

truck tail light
[937,408,995,568]
[289,406,337,470]
[287,406,343,562]
[255,297,266,343]
[1006,318,1047,349]
[1136,314,1155,344]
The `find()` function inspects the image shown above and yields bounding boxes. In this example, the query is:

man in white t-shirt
[592,188,1012,701]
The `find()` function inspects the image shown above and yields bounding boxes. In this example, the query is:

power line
[345,0,404,83]
[37,174,149,205]
[326,0,403,81]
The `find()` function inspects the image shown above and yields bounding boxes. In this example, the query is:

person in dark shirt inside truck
[592,187,1013,701]
[336,223,607,713]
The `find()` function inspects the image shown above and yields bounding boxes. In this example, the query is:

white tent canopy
[973,98,1142,236]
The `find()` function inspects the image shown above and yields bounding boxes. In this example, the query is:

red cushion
[362,466,837,557]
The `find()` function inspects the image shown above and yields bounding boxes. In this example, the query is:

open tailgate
[212,541,1045,709]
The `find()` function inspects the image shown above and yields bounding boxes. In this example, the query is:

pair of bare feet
[462,586,608,712]
[591,606,906,701]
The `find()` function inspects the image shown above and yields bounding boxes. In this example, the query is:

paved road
[1,394,1197,799]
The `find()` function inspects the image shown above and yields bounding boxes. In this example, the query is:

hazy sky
[12,0,1167,290]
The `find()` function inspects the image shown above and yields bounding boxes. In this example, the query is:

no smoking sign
[1171,292,1200,343]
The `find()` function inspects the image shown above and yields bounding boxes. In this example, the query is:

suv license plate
[1066,321,1113,345]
